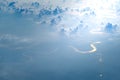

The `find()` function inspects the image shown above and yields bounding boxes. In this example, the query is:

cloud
[0,0,120,37]
[104,23,118,33]
[0,34,32,49]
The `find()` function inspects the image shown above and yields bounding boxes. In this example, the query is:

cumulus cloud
[104,23,118,33]
[0,0,120,37]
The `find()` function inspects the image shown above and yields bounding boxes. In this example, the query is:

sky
[0,0,120,37]
[0,0,120,80]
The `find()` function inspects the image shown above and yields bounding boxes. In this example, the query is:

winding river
[69,41,101,54]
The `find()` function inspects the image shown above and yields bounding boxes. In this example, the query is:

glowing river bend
[69,42,101,54]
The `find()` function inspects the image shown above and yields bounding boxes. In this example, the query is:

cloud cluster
[0,0,120,37]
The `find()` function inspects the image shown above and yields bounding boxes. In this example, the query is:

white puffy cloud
[0,0,120,37]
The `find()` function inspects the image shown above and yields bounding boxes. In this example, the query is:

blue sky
[0,0,120,80]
